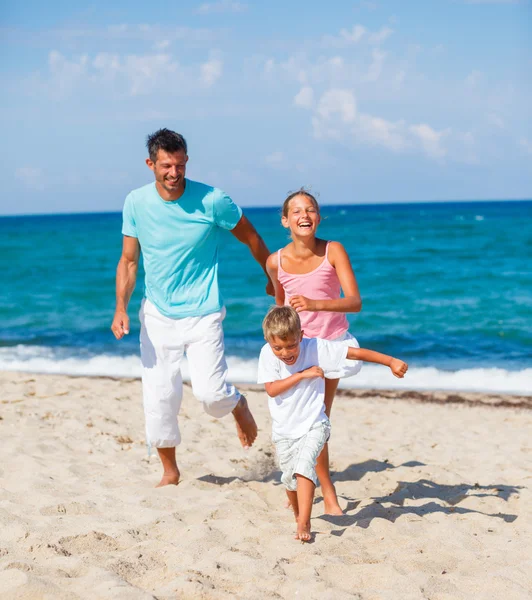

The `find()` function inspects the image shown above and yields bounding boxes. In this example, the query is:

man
[111,128,272,487]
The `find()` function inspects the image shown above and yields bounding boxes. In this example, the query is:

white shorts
[325,331,363,379]
[273,419,331,491]
[139,298,240,449]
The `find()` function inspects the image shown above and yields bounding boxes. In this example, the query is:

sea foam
[1,345,530,396]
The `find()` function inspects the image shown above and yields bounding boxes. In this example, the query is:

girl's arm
[347,347,408,378]
[289,242,361,313]
[264,366,324,397]
[266,253,285,306]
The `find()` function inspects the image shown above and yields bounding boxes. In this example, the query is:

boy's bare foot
[295,520,312,543]
[155,470,180,488]
[232,396,257,449]
[323,493,343,516]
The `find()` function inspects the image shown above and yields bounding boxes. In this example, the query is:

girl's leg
[295,475,315,542]
[315,377,342,515]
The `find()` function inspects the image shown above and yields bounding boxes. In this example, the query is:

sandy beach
[0,371,531,600]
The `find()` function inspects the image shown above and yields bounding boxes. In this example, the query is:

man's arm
[266,253,285,306]
[111,236,140,340]
[347,347,408,378]
[264,366,324,397]
[231,214,274,296]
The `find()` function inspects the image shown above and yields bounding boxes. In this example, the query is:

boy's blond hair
[262,306,302,341]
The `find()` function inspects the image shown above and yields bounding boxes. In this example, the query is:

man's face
[268,333,303,366]
[147,149,188,195]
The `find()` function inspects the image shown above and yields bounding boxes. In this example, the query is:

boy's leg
[315,378,342,515]
[295,475,315,542]
[186,310,257,448]
[140,300,185,487]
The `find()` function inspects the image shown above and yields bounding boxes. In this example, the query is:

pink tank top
[277,242,349,340]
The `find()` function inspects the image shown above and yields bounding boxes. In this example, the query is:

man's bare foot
[155,470,180,488]
[323,493,343,516]
[295,520,312,543]
[232,396,257,449]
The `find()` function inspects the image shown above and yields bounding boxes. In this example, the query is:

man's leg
[140,300,185,487]
[185,310,257,448]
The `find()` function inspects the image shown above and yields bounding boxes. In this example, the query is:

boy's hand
[390,358,408,378]
[289,295,316,312]
[300,366,325,380]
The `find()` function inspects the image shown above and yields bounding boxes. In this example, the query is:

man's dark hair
[146,128,188,162]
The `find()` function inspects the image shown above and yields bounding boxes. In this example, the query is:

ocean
[1,200,531,395]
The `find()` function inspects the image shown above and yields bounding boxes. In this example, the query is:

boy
[257,306,408,542]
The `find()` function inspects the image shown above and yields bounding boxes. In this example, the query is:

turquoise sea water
[1,200,531,394]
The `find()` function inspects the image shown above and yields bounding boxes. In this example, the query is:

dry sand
[0,371,531,599]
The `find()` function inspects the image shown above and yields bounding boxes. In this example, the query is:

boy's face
[268,332,303,366]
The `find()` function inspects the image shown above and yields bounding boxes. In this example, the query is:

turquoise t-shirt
[122,179,242,318]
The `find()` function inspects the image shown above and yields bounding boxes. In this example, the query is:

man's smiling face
[147,148,188,198]
[268,332,303,366]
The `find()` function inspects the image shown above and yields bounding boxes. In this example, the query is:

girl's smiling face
[282,194,321,238]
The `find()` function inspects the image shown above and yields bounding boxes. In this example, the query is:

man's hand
[300,366,324,380]
[111,310,130,340]
[266,278,275,297]
[390,358,408,378]
[289,295,317,312]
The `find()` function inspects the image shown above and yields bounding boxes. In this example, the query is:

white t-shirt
[257,337,348,439]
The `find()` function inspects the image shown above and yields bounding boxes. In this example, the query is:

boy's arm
[347,347,408,378]
[264,366,324,397]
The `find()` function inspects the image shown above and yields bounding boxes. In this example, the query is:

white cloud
[306,87,456,160]
[316,89,357,123]
[520,138,532,154]
[322,24,393,48]
[265,151,285,167]
[487,113,505,129]
[40,24,216,46]
[40,50,226,97]
[366,49,386,81]
[356,114,408,151]
[368,27,393,44]
[466,70,482,88]
[197,0,248,14]
[409,124,450,158]
[465,0,521,4]
[294,86,314,108]
[200,56,223,86]
[15,167,45,191]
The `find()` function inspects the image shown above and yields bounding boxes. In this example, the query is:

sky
[1,0,531,215]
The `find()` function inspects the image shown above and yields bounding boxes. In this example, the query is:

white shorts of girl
[273,419,331,491]
[322,331,363,379]
[139,298,240,449]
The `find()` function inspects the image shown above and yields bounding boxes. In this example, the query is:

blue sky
[1,0,531,215]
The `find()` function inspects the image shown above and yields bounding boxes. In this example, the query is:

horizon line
[1,197,531,219]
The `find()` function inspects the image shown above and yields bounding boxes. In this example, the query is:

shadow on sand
[317,475,522,535]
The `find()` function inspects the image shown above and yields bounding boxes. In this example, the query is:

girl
[266,189,362,515]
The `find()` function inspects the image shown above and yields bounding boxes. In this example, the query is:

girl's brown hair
[281,188,320,217]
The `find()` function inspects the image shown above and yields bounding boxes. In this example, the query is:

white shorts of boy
[139,298,240,449]
[324,331,363,379]
[273,419,331,491]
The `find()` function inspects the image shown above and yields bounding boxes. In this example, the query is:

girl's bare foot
[232,396,258,449]
[323,492,343,516]
[155,470,180,488]
[295,520,312,543]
